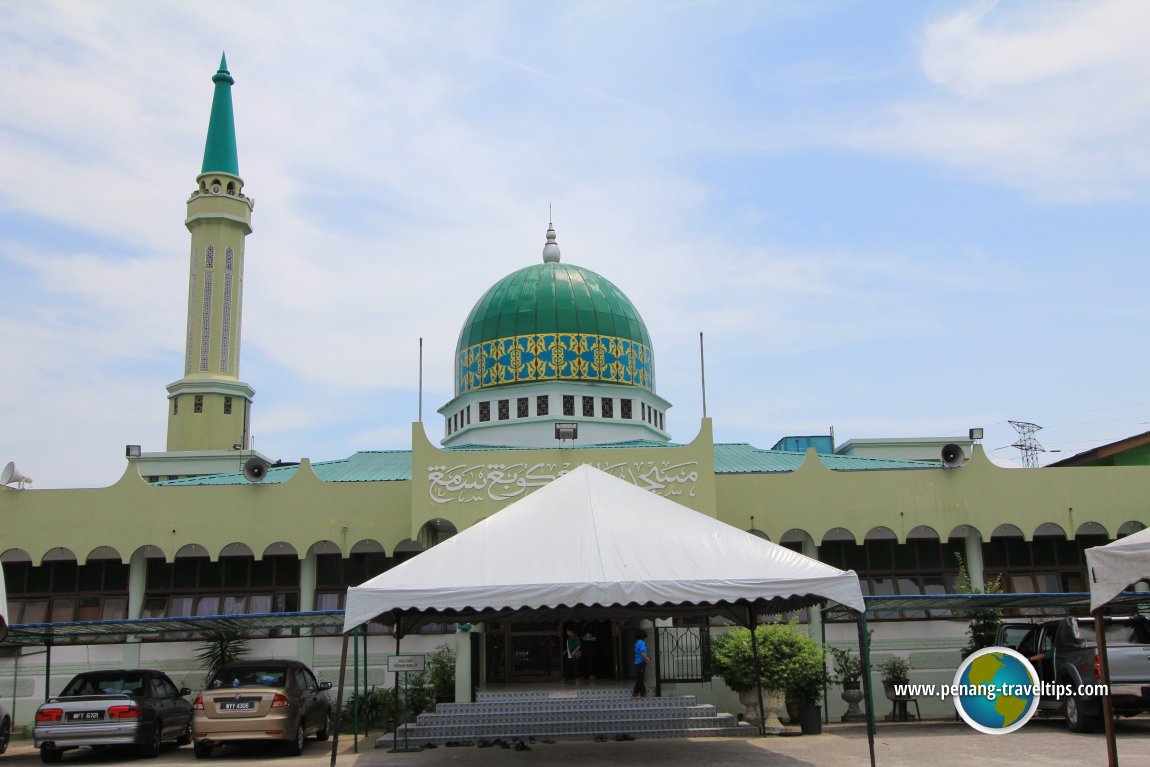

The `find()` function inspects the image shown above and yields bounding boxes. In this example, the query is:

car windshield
[62,674,147,697]
[209,668,287,689]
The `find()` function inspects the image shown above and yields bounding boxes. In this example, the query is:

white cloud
[848,0,1150,200]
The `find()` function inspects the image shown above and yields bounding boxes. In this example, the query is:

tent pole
[747,606,765,736]
[352,625,360,752]
[857,612,877,767]
[1094,610,1118,767]
[362,627,369,740]
[44,636,52,702]
[393,613,403,740]
[329,631,351,767]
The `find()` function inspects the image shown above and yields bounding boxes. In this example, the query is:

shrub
[712,617,826,695]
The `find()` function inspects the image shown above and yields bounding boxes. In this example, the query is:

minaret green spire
[201,53,239,175]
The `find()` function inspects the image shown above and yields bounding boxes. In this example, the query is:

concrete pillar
[455,624,473,703]
[127,548,148,620]
[297,549,317,668]
[802,535,824,643]
[964,528,985,590]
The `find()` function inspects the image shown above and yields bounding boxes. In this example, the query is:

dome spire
[542,211,561,263]
[201,52,240,175]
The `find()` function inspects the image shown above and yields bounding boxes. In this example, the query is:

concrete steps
[380,687,753,747]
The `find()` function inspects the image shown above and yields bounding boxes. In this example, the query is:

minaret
[165,54,256,453]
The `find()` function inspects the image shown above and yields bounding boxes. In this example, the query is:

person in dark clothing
[564,627,583,682]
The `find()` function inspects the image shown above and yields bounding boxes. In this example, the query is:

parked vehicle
[33,669,193,762]
[997,615,1150,732]
[191,659,332,758]
[0,700,11,755]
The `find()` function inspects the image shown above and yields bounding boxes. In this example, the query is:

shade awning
[344,465,863,632]
[1086,527,1150,612]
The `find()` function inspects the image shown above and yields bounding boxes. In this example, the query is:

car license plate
[220,701,255,711]
[66,711,104,721]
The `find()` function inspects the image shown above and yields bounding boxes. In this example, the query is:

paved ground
[4,718,1149,766]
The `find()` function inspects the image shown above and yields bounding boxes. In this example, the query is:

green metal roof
[201,53,239,175]
[457,262,652,353]
[713,443,942,473]
[443,439,681,452]
[157,443,939,486]
[156,450,412,486]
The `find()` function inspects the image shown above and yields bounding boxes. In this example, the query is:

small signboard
[387,654,426,672]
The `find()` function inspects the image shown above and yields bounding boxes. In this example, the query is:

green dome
[454,259,655,395]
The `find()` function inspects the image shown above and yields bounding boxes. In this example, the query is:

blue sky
[3,0,1150,488]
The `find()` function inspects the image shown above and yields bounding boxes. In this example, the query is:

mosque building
[2,58,1148,726]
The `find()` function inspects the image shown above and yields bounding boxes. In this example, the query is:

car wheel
[0,716,10,755]
[284,724,306,756]
[1065,695,1099,733]
[315,710,331,742]
[175,721,192,746]
[193,741,213,760]
[138,720,164,758]
[40,745,63,764]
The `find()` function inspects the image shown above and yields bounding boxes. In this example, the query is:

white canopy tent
[1086,526,1150,612]
[343,464,864,632]
[1084,527,1150,767]
[335,465,874,765]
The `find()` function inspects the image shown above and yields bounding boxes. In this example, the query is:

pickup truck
[33,669,193,762]
[997,616,1150,732]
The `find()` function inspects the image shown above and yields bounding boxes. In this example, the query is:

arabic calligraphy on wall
[427,461,700,505]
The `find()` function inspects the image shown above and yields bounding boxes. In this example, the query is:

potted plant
[711,618,821,731]
[829,645,866,722]
[876,655,912,684]
[787,645,830,735]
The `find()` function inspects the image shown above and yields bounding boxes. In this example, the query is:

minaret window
[582,396,594,417]
[194,395,203,413]
[498,400,509,421]
[536,395,549,416]
[205,245,215,268]
[220,272,232,372]
[601,398,613,418]
[621,399,632,419]
[479,402,490,422]
[517,398,528,418]
[199,273,213,372]
[563,395,574,416]
[225,247,233,270]
[641,402,647,421]
[224,397,233,415]
[186,274,196,376]
[466,406,471,425]
[173,397,179,416]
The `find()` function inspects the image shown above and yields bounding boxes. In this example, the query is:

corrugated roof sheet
[159,442,939,486]
[156,450,412,486]
[442,439,681,452]
[713,443,941,473]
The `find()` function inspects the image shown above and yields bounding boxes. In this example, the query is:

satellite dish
[1,462,32,488]
[242,456,271,483]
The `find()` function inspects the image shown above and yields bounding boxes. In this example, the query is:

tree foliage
[955,551,1005,659]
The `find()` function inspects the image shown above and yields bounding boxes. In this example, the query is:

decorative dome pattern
[455,262,654,396]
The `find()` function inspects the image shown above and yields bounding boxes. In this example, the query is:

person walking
[564,627,583,683]
[633,629,650,698]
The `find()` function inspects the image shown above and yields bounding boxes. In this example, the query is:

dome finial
[542,208,561,263]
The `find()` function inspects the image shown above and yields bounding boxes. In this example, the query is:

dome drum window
[536,395,549,416]
[479,402,490,422]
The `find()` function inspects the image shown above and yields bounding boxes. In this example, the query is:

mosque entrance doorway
[484,619,617,684]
